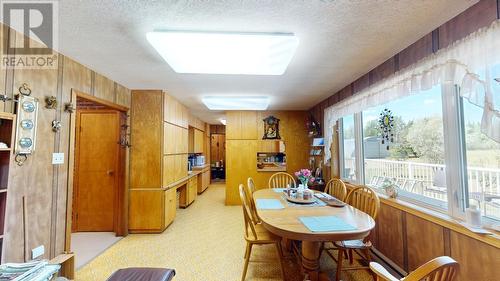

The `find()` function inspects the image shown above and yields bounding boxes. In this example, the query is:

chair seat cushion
[334,239,372,249]
[107,268,175,281]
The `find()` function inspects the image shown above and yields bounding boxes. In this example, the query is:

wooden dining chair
[246,177,260,223]
[327,186,380,281]
[247,177,257,194]
[239,184,285,281]
[268,172,296,189]
[370,256,459,281]
[324,178,348,201]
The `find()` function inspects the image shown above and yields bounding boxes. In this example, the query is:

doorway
[210,131,226,182]
[69,91,128,268]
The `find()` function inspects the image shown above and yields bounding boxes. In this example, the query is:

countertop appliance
[195,155,205,166]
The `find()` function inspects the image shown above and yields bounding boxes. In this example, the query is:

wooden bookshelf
[0,112,15,263]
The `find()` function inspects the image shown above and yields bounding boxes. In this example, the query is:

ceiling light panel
[146,31,299,75]
[202,96,270,110]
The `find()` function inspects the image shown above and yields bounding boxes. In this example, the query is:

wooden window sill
[345,183,500,248]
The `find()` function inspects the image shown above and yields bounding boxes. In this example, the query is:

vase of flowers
[295,169,315,188]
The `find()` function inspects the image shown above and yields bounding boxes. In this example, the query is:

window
[341,115,357,181]
[461,66,500,221]
[336,74,500,222]
[362,86,448,209]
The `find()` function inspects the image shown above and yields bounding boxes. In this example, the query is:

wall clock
[262,116,281,140]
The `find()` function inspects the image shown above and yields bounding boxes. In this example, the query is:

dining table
[253,188,376,281]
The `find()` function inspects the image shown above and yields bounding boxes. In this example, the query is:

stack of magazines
[0,260,60,281]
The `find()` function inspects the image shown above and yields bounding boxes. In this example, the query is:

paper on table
[299,216,356,232]
[256,199,285,209]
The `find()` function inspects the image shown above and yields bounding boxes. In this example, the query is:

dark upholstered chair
[107,268,175,281]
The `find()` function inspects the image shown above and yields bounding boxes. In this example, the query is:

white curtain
[324,19,500,163]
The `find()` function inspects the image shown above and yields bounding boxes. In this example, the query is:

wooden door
[73,110,120,232]
[211,134,226,163]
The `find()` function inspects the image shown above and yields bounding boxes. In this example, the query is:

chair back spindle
[268,172,296,189]
[324,178,347,201]
[246,178,260,223]
[239,184,258,240]
[345,186,380,220]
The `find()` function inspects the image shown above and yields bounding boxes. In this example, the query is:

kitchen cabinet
[188,176,197,205]
[164,188,176,227]
[181,176,197,207]
[164,123,188,154]
[197,167,211,193]
[189,127,204,153]
[130,90,188,233]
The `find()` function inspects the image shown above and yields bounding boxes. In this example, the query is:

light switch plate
[32,245,44,259]
[52,153,64,164]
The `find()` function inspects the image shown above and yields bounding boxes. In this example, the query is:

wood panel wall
[1,24,131,262]
[225,111,309,205]
[308,0,500,137]
[368,198,500,281]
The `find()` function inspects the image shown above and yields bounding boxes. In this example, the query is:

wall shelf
[0,112,15,263]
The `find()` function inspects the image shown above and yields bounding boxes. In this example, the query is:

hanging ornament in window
[378,108,394,150]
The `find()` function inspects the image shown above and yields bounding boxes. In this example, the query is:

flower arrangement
[295,169,315,188]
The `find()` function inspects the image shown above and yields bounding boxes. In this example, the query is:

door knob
[107,170,115,176]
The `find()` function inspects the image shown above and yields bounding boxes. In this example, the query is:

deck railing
[344,158,500,220]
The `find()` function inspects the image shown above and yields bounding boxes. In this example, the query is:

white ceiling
[55,0,476,124]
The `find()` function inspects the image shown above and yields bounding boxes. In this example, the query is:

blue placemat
[299,216,356,232]
[273,188,286,193]
[256,199,285,209]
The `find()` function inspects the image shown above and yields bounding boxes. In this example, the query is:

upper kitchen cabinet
[189,127,204,154]
[164,94,189,128]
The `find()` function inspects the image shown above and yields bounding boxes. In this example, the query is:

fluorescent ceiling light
[146,31,299,75]
[220,119,227,125]
[202,96,270,110]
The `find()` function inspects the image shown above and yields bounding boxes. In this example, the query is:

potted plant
[381,178,398,198]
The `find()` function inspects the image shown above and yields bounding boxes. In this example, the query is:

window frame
[336,83,499,222]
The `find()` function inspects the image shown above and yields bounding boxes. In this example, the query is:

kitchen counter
[192,164,210,170]
[165,170,202,190]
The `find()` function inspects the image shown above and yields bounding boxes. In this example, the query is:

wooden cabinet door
[164,188,176,228]
[129,190,163,232]
[178,154,187,180]
[164,123,175,154]
[203,170,210,190]
[181,128,188,153]
[194,129,204,153]
[189,177,197,204]
[162,155,175,186]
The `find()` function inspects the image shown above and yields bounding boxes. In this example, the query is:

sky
[362,86,491,125]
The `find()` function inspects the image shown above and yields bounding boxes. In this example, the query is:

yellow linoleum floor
[76,184,373,281]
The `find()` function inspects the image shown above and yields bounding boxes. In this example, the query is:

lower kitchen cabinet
[198,168,210,193]
[129,188,178,233]
[164,187,177,227]
[187,176,198,205]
